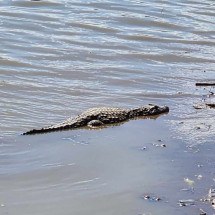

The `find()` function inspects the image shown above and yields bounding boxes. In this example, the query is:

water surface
[0,0,215,214]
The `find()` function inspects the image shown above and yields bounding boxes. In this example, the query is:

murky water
[0,0,215,214]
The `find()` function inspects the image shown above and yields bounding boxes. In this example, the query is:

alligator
[22,104,169,135]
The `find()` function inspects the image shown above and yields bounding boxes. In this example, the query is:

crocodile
[22,104,169,135]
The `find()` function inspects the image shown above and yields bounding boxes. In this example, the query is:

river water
[0,0,215,214]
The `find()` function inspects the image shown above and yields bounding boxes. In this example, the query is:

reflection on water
[0,0,215,214]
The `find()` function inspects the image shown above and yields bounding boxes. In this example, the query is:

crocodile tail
[22,124,72,135]
[22,118,87,135]
[22,127,58,135]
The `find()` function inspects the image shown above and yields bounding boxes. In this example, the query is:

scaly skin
[22,104,169,135]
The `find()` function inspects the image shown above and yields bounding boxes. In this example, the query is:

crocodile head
[129,104,169,117]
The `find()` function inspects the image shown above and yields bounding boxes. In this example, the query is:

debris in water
[200,187,215,210]
[141,194,161,202]
[199,208,207,215]
[206,103,215,108]
[178,199,195,206]
[208,188,215,209]
[181,187,194,193]
[184,178,195,187]
[193,103,215,110]
[196,82,215,86]
[140,146,147,151]
[196,175,203,180]
[193,104,206,109]
[152,140,167,148]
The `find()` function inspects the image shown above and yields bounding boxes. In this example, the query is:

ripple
[0,0,214,142]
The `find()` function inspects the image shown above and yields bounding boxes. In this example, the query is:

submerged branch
[196,82,215,86]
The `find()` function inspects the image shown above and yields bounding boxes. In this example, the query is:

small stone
[161,144,166,148]
[143,195,150,200]
[155,197,161,201]
[140,147,147,151]
[179,202,186,207]
[197,175,203,180]
[142,194,162,202]
[200,209,207,215]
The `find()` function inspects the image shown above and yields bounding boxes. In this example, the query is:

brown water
[0,0,215,214]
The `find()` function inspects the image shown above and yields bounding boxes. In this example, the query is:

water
[0,0,215,214]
